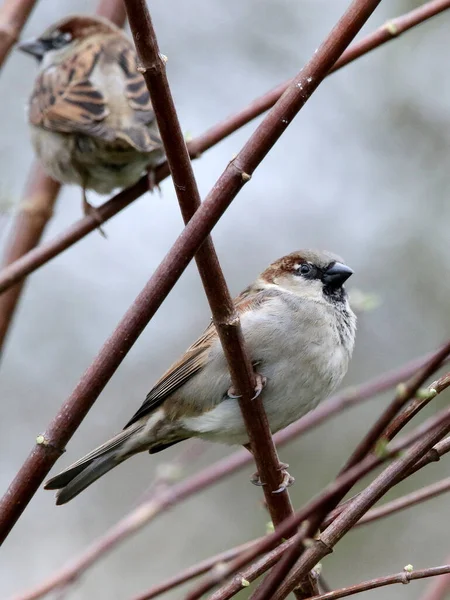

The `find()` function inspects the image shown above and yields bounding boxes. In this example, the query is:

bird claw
[250,462,294,492]
[226,373,267,401]
[251,373,267,400]
[250,471,267,487]
[272,468,295,494]
[147,169,161,194]
[82,192,107,239]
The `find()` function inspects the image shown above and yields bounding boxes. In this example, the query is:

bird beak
[322,262,353,287]
[17,38,47,60]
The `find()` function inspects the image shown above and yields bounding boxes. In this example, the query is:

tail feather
[54,454,122,505]
[44,424,143,504]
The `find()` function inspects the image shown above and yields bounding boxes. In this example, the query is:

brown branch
[0,0,37,68]
[420,558,450,600]
[123,0,297,546]
[211,435,450,600]
[0,0,382,547]
[270,418,450,599]
[308,565,450,600]
[0,165,60,356]
[263,345,450,597]
[356,476,450,527]
[0,0,448,295]
[130,538,262,600]
[342,342,450,471]
[11,404,449,600]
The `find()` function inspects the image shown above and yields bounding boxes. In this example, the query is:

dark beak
[17,38,47,60]
[322,262,353,287]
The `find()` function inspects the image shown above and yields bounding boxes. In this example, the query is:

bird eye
[299,263,312,275]
[47,31,73,49]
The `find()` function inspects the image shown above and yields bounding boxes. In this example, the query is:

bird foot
[272,466,295,494]
[82,193,107,238]
[250,462,294,493]
[226,373,267,400]
[147,169,161,194]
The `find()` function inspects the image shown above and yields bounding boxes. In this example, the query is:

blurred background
[1,0,450,598]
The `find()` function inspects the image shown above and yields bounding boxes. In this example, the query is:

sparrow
[18,15,163,223]
[45,250,356,504]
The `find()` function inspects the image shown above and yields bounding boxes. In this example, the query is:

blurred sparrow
[46,250,356,504]
[18,15,163,222]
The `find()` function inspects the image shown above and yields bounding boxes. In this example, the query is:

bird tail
[44,424,143,505]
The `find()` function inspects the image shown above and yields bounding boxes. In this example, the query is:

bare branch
[0,1,448,295]
[130,538,261,600]
[420,559,450,600]
[0,0,37,69]
[308,564,450,600]
[0,165,60,356]
[356,476,450,527]
[123,0,298,549]
[11,403,450,600]
[270,418,450,599]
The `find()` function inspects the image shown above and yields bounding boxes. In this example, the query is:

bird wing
[124,284,272,429]
[28,39,110,138]
[29,36,161,152]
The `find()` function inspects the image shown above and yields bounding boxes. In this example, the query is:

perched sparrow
[18,15,163,221]
[46,250,356,504]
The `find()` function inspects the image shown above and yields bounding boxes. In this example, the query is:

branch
[253,346,450,597]
[0,0,448,295]
[130,538,262,600]
[211,435,450,600]
[342,342,450,471]
[308,565,450,600]
[123,0,297,547]
[356,476,450,527]
[420,558,450,600]
[0,0,37,68]
[0,165,60,357]
[270,417,450,599]
[11,403,449,600]
[0,0,382,546]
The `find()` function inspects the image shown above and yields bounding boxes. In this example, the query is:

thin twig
[308,564,450,600]
[130,538,262,600]
[211,436,450,600]
[420,558,450,600]
[356,476,450,527]
[0,0,382,547]
[0,0,37,68]
[270,419,450,599]
[342,342,450,471]
[259,347,450,597]
[0,0,448,295]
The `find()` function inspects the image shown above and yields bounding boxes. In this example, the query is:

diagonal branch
[308,564,450,600]
[0,0,382,546]
[0,0,37,69]
[123,0,298,542]
[10,403,449,600]
[0,0,448,296]
[270,417,450,600]
[0,165,60,357]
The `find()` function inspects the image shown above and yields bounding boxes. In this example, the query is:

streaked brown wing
[117,45,153,113]
[29,40,110,137]
[124,324,217,428]
[124,285,274,429]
